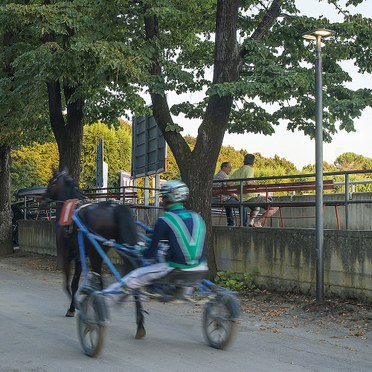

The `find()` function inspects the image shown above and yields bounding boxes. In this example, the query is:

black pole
[315,36,324,303]
[345,173,349,230]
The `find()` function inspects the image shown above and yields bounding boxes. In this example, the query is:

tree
[10,142,59,198]
[0,0,144,254]
[80,121,132,189]
[335,152,372,171]
[10,122,133,193]
[135,0,370,275]
[0,146,12,255]
[0,1,52,255]
[2,1,370,270]
[163,135,196,180]
[1,0,145,182]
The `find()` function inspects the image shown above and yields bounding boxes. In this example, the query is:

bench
[84,191,138,202]
[212,180,342,229]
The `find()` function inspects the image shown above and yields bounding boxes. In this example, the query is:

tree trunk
[0,145,13,256]
[146,0,241,278]
[47,80,84,183]
[0,30,14,256]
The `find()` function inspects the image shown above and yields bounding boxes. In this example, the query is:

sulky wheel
[202,294,239,350]
[77,294,107,357]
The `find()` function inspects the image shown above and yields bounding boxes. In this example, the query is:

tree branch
[143,7,191,164]
[252,0,281,40]
[46,80,65,144]
[241,0,282,60]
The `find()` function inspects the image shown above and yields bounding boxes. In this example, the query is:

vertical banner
[96,138,103,188]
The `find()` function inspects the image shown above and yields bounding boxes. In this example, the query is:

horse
[43,169,146,339]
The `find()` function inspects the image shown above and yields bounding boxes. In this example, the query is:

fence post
[344,173,349,230]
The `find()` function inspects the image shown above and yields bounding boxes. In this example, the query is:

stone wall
[18,220,121,265]
[213,227,372,302]
[18,220,372,301]
[18,220,57,256]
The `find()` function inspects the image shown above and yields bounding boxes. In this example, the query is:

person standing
[213,162,238,226]
[230,154,278,227]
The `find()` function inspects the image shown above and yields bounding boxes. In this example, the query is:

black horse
[44,169,146,339]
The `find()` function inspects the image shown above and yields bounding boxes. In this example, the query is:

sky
[166,1,372,170]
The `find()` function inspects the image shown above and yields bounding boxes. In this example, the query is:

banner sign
[131,115,167,178]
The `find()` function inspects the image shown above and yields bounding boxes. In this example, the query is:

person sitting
[213,161,238,226]
[230,154,278,227]
[105,179,208,298]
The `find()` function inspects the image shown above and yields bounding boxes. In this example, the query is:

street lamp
[302,28,335,303]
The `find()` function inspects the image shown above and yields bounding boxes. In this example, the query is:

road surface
[0,254,371,372]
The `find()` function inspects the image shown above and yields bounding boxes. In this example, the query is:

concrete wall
[213,227,372,302]
[18,220,122,265]
[18,220,57,256]
[18,220,372,302]
[275,193,372,230]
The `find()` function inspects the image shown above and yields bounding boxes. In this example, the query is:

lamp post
[302,28,335,303]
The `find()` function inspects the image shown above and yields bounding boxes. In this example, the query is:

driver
[105,180,208,297]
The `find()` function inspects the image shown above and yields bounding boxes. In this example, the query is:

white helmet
[160,180,189,203]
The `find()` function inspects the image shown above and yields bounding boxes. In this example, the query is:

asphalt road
[0,255,371,372]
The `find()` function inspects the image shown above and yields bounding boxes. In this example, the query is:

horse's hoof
[135,327,146,339]
[65,310,75,317]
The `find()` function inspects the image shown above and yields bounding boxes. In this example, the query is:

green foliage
[80,121,132,189]
[215,271,257,292]
[10,152,41,200]
[162,135,196,180]
[216,145,299,179]
[11,121,132,194]
[2,1,371,267]
[10,142,59,199]
[335,152,372,171]
[2,1,370,173]
[301,152,372,192]
[158,1,371,142]
[163,132,372,192]
[165,122,183,133]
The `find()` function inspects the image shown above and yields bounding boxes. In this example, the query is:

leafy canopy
[1,1,370,147]
[10,121,132,197]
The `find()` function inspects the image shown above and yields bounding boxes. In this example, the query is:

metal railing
[14,169,372,230]
[212,169,372,230]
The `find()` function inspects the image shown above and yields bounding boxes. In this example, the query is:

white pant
[105,262,208,292]
[124,263,174,289]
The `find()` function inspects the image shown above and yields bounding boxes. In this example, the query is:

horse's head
[44,168,85,203]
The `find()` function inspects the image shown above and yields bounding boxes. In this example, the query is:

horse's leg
[66,259,82,317]
[63,257,74,317]
[89,249,104,289]
[58,230,75,316]
[134,294,146,339]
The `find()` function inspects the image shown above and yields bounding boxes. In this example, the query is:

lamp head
[302,28,336,40]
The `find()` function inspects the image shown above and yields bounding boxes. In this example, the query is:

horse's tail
[56,228,73,299]
[63,256,72,298]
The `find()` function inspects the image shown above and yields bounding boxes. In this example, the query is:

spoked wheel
[77,294,106,357]
[202,294,239,349]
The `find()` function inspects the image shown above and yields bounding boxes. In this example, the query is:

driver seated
[105,180,208,298]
